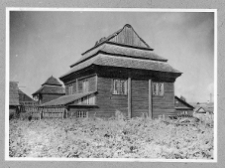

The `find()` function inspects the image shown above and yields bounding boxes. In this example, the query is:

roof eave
[59,65,95,81]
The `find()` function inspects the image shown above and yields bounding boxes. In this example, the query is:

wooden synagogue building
[41,24,182,119]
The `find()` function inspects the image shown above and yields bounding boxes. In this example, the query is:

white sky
[9,11,214,103]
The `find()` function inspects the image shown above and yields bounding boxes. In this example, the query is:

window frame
[76,111,87,118]
[112,79,128,95]
[152,82,164,96]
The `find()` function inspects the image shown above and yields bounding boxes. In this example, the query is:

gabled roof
[61,53,181,79]
[82,24,153,56]
[195,106,214,114]
[40,91,97,107]
[18,89,34,102]
[32,85,65,96]
[42,76,62,86]
[9,81,19,106]
[174,96,194,110]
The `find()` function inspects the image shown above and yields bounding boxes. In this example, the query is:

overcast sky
[9,10,214,103]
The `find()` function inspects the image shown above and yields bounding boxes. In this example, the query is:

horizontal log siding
[176,109,193,117]
[131,79,149,117]
[96,77,128,118]
[66,75,96,94]
[152,82,175,118]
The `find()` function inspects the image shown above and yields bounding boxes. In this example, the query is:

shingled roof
[60,24,182,79]
[70,43,167,68]
[42,76,62,86]
[33,76,65,96]
[41,91,97,107]
[9,81,19,106]
[61,53,181,78]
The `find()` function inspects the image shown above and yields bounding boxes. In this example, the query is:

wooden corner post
[128,77,131,119]
[149,79,153,119]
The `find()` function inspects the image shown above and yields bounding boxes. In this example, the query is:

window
[68,85,73,95]
[152,82,164,96]
[82,79,89,93]
[78,79,89,93]
[113,79,127,95]
[67,82,76,95]
[76,111,87,118]
[77,94,96,105]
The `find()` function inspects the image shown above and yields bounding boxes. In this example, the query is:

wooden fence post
[128,77,131,119]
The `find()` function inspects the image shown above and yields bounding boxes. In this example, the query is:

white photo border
[5,8,218,162]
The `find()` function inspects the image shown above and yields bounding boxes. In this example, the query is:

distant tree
[180,95,186,102]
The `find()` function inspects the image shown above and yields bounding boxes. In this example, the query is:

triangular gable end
[82,24,153,56]
[109,24,151,49]
[196,107,206,113]
[174,96,194,110]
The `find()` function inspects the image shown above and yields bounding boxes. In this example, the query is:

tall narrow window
[67,84,73,95]
[152,82,164,96]
[113,79,127,95]
[82,79,89,93]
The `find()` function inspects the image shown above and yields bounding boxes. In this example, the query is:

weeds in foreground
[9,117,214,159]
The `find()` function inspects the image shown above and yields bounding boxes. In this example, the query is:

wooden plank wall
[66,75,96,94]
[96,77,128,118]
[109,26,148,48]
[131,79,149,118]
[152,82,175,118]
[176,109,193,117]
[42,107,65,118]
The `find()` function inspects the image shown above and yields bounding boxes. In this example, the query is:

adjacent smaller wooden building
[32,76,65,104]
[9,81,20,114]
[174,96,194,117]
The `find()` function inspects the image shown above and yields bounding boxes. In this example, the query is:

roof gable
[42,76,62,86]
[82,24,153,56]
[109,24,151,49]
[196,107,206,113]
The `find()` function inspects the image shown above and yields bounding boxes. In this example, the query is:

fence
[20,102,66,119]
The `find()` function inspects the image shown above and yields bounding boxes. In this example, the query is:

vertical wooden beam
[95,74,98,91]
[76,79,78,93]
[149,79,153,119]
[128,77,131,119]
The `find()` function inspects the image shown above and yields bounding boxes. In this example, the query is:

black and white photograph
[6,8,216,161]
